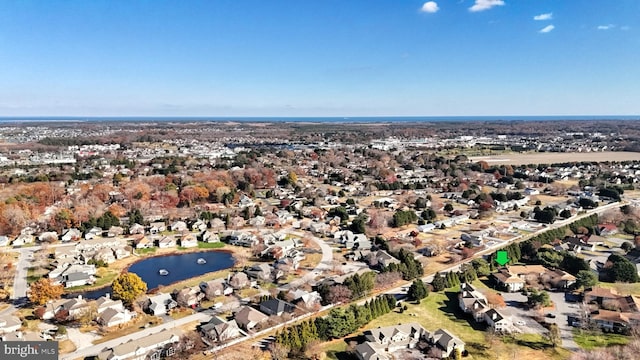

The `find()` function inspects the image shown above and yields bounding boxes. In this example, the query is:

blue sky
[0,0,638,117]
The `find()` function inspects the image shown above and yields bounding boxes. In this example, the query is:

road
[283,230,333,288]
[61,312,212,360]
[11,247,38,302]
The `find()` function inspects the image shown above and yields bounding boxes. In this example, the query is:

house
[129,223,145,235]
[585,287,621,305]
[229,272,250,289]
[133,236,153,249]
[598,223,618,236]
[210,218,226,233]
[590,309,640,333]
[199,279,232,299]
[0,315,22,334]
[290,289,322,309]
[200,316,242,343]
[249,216,266,227]
[96,294,124,314]
[369,250,400,268]
[259,298,296,316]
[149,221,166,234]
[239,194,254,208]
[61,272,96,288]
[191,219,207,232]
[201,231,219,243]
[97,328,181,360]
[179,234,198,248]
[431,328,465,359]
[38,231,59,243]
[61,228,82,242]
[417,223,436,233]
[245,263,272,281]
[542,269,577,289]
[491,269,526,292]
[173,287,203,308]
[233,306,268,331]
[107,226,125,237]
[157,236,176,249]
[484,308,512,333]
[94,248,117,264]
[98,307,136,328]
[355,323,429,360]
[145,293,177,316]
[60,296,91,319]
[492,265,548,292]
[85,227,104,239]
[12,233,34,246]
[170,221,188,232]
[458,283,490,322]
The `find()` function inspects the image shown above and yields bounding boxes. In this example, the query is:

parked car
[546,313,556,318]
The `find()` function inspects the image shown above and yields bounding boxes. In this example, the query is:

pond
[71,250,234,299]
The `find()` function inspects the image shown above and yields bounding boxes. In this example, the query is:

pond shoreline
[64,246,237,296]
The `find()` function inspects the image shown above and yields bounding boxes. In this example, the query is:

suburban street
[60,312,213,360]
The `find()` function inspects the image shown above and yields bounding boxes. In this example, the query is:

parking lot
[500,292,549,335]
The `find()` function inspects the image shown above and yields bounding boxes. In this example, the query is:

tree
[547,323,561,347]
[621,241,634,253]
[28,278,63,305]
[408,280,428,303]
[444,203,454,212]
[431,272,447,291]
[576,270,598,289]
[471,258,491,277]
[527,289,551,308]
[112,272,147,307]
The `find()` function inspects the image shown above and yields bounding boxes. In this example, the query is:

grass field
[197,241,226,249]
[598,282,640,296]
[572,329,630,349]
[469,151,640,166]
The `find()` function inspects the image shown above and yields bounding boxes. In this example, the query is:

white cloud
[539,24,555,33]
[621,25,630,31]
[597,24,615,30]
[469,0,505,12]
[533,13,552,21]
[420,1,439,13]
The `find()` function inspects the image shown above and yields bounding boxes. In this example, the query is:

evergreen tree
[432,272,446,292]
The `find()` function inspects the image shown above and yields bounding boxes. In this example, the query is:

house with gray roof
[98,328,181,360]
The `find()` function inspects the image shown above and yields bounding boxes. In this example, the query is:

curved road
[284,230,333,288]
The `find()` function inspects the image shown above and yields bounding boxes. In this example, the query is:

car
[516,320,526,326]
[546,313,556,318]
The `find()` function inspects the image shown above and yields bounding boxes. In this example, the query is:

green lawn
[573,329,630,349]
[136,247,157,255]
[197,241,226,249]
[323,281,572,360]
[65,267,118,292]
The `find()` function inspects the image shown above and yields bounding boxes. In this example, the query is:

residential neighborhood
[1,120,640,360]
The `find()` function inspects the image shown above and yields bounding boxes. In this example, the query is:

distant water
[1,115,639,123]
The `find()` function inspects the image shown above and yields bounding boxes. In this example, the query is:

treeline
[431,263,478,292]
[317,272,376,305]
[380,248,424,280]
[274,295,396,354]
[392,210,418,227]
